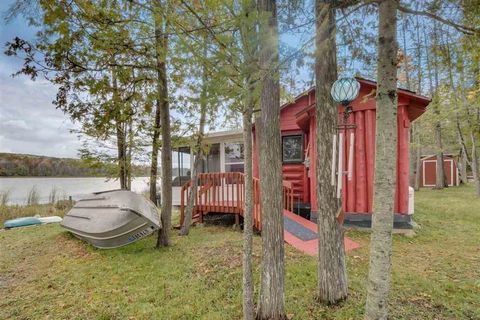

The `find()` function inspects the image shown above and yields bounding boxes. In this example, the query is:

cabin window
[282,135,303,163]
[224,142,245,173]
[172,147,191,186]
[203,143,221,173]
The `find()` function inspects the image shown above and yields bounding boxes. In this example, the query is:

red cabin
[178,78,430,235]
[252,78,430,227]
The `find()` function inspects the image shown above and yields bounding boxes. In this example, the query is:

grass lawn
[1,186,479,319]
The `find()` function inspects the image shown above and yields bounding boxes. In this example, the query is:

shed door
[423,161,437,186]
[423,159,454,187]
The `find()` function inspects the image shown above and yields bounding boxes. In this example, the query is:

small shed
[419,154,459,187]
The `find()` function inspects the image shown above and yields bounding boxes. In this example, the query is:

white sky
[0,1,82,158]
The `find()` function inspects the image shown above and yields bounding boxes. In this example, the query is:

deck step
[283,173,303,179]
[282,165,304,172]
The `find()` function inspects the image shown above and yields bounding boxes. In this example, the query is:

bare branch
[398,4,479,36]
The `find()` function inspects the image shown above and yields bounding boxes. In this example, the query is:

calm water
[0,177,151,205]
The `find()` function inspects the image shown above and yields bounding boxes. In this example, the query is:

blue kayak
[4,216,63,229]
[4,217,42,229]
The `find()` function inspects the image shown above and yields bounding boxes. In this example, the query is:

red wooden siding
[252,78,430,216]
[365,109,375,213]
[280,94,313,131]
[309,101,414,215]
[253,91,313,204]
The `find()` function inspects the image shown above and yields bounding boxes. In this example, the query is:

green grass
[1,186,479,319]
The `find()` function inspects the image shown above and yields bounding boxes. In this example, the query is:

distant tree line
[0,153,149,177]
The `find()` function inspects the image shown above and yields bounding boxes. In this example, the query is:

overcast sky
[0,1,319,160]
[0,1,82,158]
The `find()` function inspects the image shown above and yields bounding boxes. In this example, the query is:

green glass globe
[330,77,360,105]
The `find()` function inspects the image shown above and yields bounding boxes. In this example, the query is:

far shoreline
[0,176,112,179]
[0,176,149,179]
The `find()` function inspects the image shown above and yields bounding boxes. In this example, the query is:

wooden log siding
[304,99,416,216]
[179,172,296,230]
[271,78,430,217]
[337,106,410,215]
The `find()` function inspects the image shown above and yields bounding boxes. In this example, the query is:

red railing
[180,172,296,231]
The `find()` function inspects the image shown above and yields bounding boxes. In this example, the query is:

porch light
[330,77,360,106]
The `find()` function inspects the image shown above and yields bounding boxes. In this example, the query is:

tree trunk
[179,118,205,236]
[413,18,422,191]
[400,16,411,90]
[364,1,398,319]
[179,52,208,236]
[115,121,128,190]
[256,0,286,319]
[434,122,447,189]
[112,70,128,190]
[240,0,257,318]
[314,0,348,304]
[444,38,470,186]
[150,100,161,204]
[456,115,470,184]
[432,22,446,189]
[471,133,480,197]
[457,56,478,192]
[126,117,133,190]
[152,0,172,248]
[242,104,255,320]
[458,148,468,185]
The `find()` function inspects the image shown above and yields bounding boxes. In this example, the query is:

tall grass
[0,189,11,206]
[0,204,71,225]
[0,186,73,225]
[26,185,40,206]
[49,186,58,204]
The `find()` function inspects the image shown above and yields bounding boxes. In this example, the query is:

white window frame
[189,140,245,173]
[222,140,245,173]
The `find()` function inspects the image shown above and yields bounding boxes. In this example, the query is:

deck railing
[179,172,296,231]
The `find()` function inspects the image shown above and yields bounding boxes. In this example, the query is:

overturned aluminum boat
[61,190,161,249]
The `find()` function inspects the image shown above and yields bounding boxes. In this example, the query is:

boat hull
[61,190,161,249]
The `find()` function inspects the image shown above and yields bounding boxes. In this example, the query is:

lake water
[0,177,151,205]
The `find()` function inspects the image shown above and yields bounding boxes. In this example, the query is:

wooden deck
[180,172,294,230]
[179,172,360,254]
